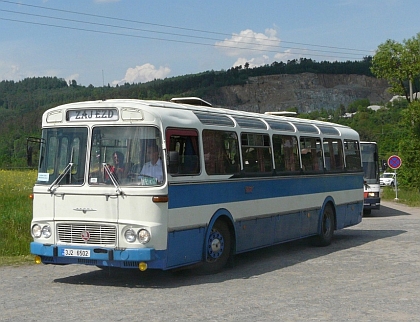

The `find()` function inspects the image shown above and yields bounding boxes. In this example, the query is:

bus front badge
[81,231,90,242]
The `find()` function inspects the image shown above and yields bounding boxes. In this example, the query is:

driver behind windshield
[140,143,163,183]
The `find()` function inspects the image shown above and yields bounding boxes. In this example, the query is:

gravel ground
[1,200,419,322]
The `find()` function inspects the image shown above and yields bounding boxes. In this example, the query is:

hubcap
[208,230,224,259]
[323,213,331,236]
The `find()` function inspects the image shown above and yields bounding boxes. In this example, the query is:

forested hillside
[0,56,391,168]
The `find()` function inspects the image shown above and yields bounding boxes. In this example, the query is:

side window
[323,138,345,171]
[167,128,200,175]
[272,135,299,173]
[300,137,323,172]
[203,130,240,175]
[241,133,272,174]
[344,140,362,171]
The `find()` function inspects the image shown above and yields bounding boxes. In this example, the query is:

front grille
[57,223,117,246]
[78,259,98,265]
[123,261,139,267]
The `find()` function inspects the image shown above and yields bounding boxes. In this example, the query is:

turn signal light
[152,195,168,203]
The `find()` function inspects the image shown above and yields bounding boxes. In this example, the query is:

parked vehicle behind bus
[380,172,396,187]
[29,97,364,273]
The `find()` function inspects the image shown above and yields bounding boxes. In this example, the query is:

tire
[312,204,335,247]
[198,220,231,274]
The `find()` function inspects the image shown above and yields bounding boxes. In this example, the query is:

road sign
[388,155,402,170]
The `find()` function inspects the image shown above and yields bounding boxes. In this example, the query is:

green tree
[346,98,370,113]
[371,33,420,101]
[398,101,420,188]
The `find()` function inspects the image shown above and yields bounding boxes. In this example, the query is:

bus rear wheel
[199,220,231,274]
[312,204,335,247]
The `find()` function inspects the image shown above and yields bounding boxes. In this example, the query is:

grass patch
[0,169,37,264]
[0,255,34,266]
[381,186,420,207]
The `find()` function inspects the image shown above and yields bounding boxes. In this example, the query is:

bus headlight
[124,229,136,243]
[41,225,52,238]
[32,224,42,238]
[138,229,151,244]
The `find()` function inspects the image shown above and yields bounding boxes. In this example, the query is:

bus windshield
[37,127,88,185]
[361,142,379,184]
[89,126,164,186]
[36,126,164,187]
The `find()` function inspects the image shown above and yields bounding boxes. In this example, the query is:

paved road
[1,200,420,321]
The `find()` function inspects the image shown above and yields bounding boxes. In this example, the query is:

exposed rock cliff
[208,73,391,113]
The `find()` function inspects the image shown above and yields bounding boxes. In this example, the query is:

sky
[0,0,419,87]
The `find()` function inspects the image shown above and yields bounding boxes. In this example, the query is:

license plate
[62,248,90,257]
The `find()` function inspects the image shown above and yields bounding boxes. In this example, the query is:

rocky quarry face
[209,73,391,113]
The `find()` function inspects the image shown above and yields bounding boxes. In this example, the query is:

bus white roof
[42,98,358,138]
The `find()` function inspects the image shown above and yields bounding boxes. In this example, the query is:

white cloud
[4,64,21,79]
[216,28,298,70]
[215,28,280,57]
[66,74,80,84]
[233,55,271,69]
[274,49,305,61]
[112,63,171,86]
[0,64,26,82]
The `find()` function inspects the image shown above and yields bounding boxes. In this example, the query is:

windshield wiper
[103,163,123,195]
[48,162,73,193]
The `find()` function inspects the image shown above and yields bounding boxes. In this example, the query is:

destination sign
[67,109,119,121]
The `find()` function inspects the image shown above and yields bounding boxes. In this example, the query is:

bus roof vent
[170,97,212,107]
[317,126,340,136]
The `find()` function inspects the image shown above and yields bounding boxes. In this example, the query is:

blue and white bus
[30,97,364,273]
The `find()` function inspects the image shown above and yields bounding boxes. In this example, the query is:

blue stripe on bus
[168,173,363,209]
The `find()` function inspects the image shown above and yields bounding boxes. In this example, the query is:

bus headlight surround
[32,224,51,239]
[138,229,151,244]
[124,228,137,243]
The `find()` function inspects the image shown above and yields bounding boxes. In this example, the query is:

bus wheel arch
[312,200,336,247]
[199,209,236,274]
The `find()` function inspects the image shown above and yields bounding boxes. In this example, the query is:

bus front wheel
[312,204,335,247]
[199,220,231,274]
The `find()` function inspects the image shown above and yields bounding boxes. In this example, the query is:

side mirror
[26,137,43,167]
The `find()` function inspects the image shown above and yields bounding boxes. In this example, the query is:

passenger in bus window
[301,148,312,171]
[112,151,125,173]
[105,151,125,183]
[140,144,163,182]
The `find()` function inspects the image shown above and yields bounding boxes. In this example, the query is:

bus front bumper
[364,197,380,210]
[30,242,165,269]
